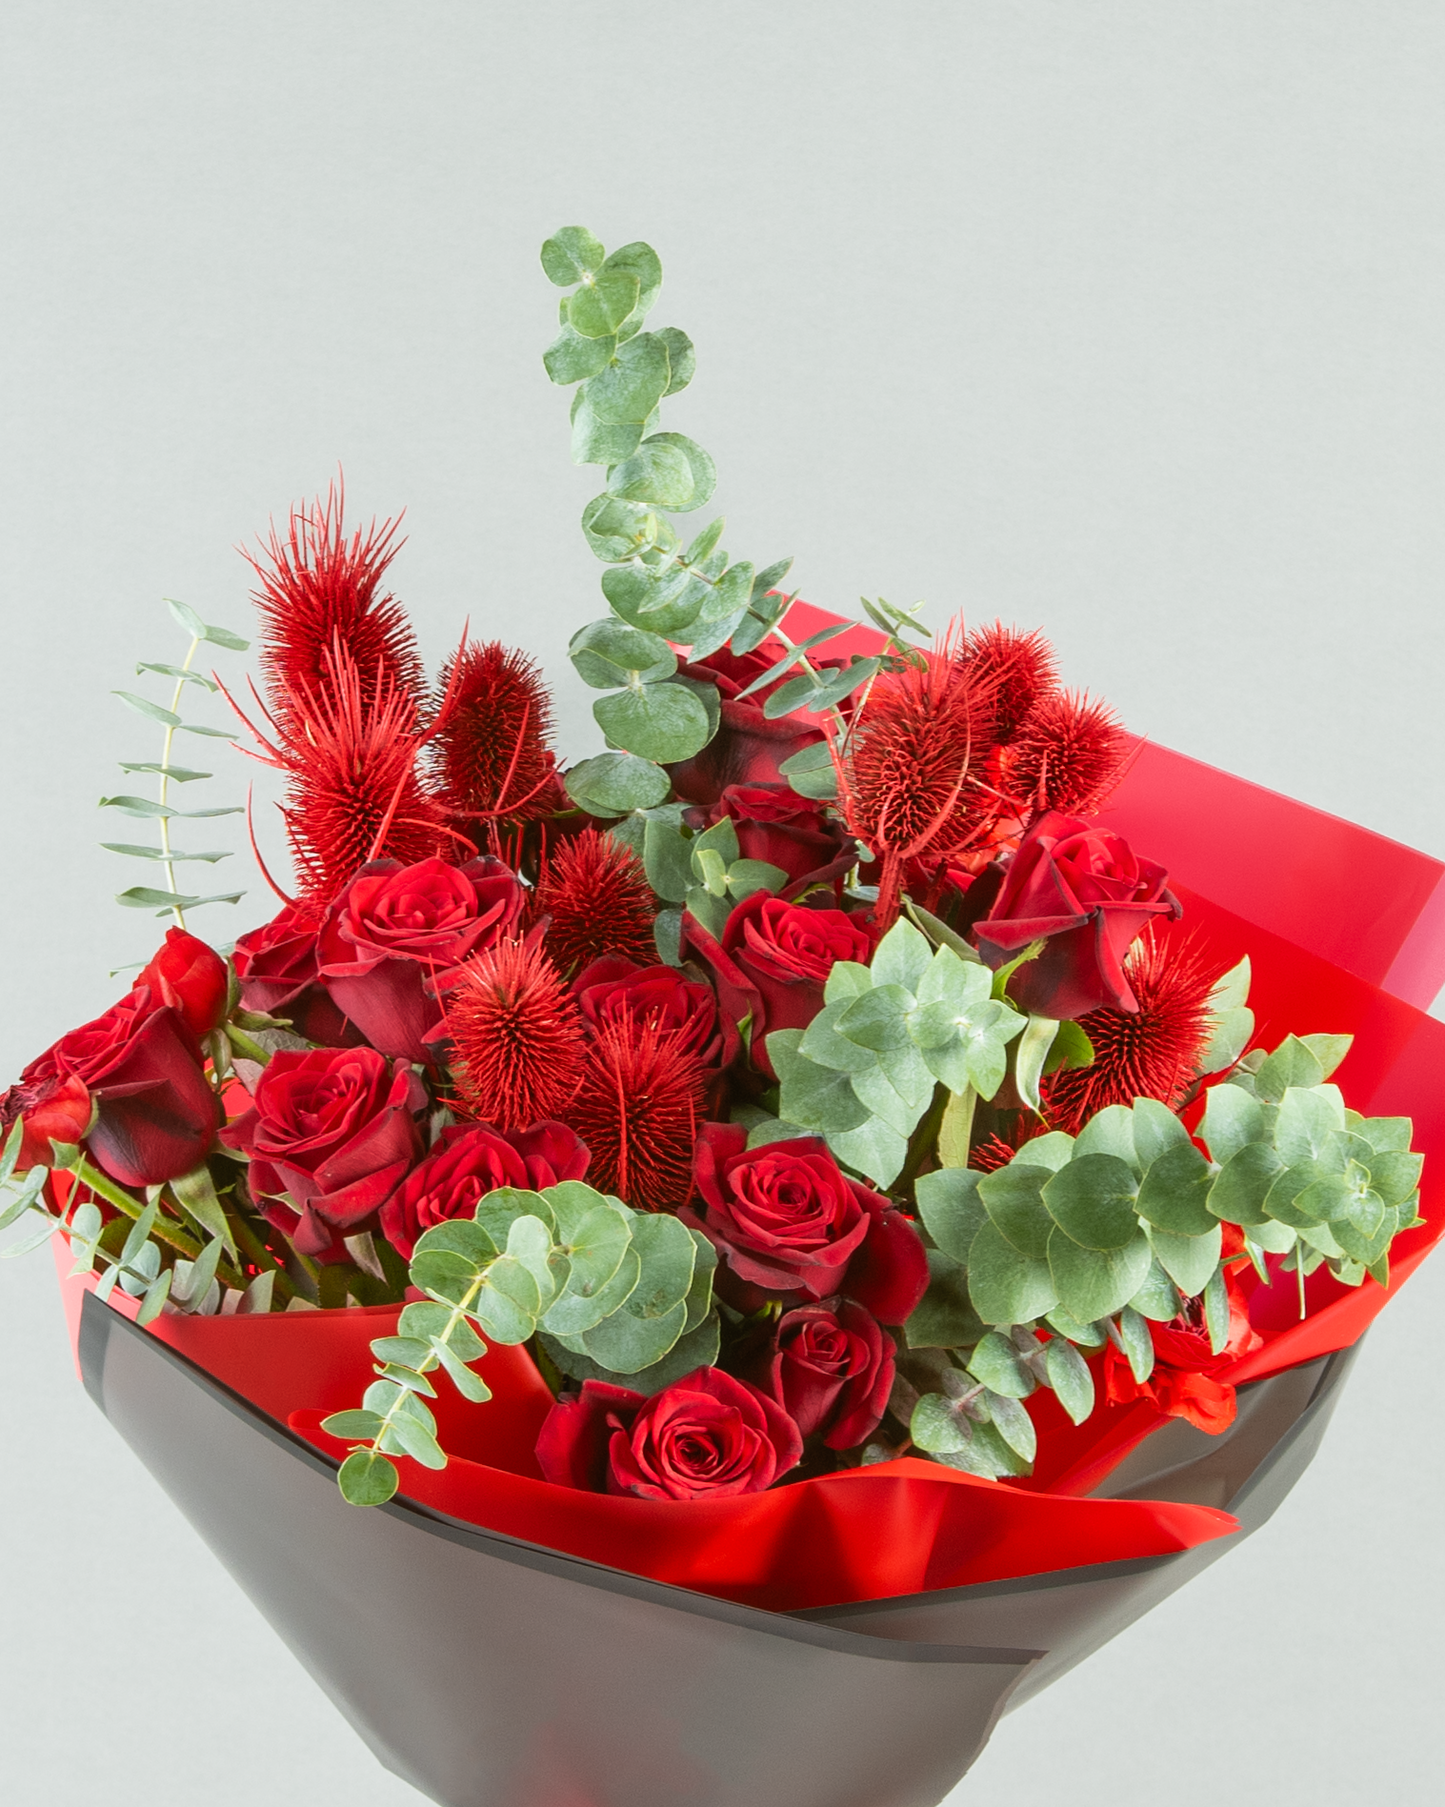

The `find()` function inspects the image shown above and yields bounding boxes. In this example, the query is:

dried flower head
[962,622,1061,743]
[564,1018,706,1210]
[1001,690,1132,817]
[446,937,585,1132]
[430,639,562,824]
[534,828,657,975]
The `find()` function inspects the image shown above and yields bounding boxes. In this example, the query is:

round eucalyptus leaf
[568,270,641,339]
[571,397,647,468]
[542,327,614,385]
[602,561,704,637]
[977,1162,1054,1261]
[569,619,676,689]
[338,1449,400,1506]
[967,1219,1059,1326]
[541,226,605,287]
[564,752,671,818]
[656,326,696,394]
[607,439,697,509]
[586,332,673,424]
[603,240,663,317]
[1136,1142,1217,1236]
[1146,1222,1223,1299]
[1042,1153,1141,1251]
[594,680,713,763]
[581,494,661,561]
[1047,1226,1153,1324]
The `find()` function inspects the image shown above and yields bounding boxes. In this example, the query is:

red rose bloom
[535,1367,803,1500]
[1102,1275,1263,1434]
[571,954,722,1066]
[696,783,851,894]
[222,1045,425,1258]
[973,811,1179,1021]
[136,928,229,1039]
[681,1122,928,1324]
[664,646,834,805]
[318,855,525,1062]
[681,891,874,1078]
[379,1119,589,1260]
[233,904,364,1047]
[5,989,219,1186]
[755,1298,895,1450]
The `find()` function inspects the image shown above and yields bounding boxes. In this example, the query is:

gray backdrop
[2,4,1443,1802]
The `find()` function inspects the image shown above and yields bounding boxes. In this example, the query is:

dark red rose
[318,855,525,1062]
[233,904,364,1048]
[973,811,1179,1021]
[754,1298,895,1450]
[536,1367,803,1500]
[7,991,219,1187]
[379,1119,589,1260]
[571,954,722,1066]
[681,891,874,1078]
[136,928,229,1039]
[1103,1272,1263,1434]
[221,1045,425,1257]
[681,1123,928,1324]
[693,782,852,895]
[664,646,835,805]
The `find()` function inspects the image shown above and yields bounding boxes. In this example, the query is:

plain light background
[3,4,1444,1802]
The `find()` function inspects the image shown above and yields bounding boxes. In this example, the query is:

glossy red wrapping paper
[57,604,1445,1615]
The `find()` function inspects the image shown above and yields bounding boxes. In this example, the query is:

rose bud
[756,1298,896,1450]
[973,811,1180,1022]
[536,1368,803,1500]
[6,992,219,1187]
[681,892,874,1077]
[318,855,525,1063]
[663,646,834,805]
[379,1120,589,1260]
[693,783,851,893]
[570,955,722,1066]
[681,1123,928,1324]
[221,1045,425,1259]
[136,928,229,1039]
[233,904,365,1047]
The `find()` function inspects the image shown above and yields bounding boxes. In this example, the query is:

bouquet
[5,227,1442,1807]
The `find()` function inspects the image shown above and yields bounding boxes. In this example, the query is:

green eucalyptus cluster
[325,1180,718,1505]
[899,1032,1422,1479]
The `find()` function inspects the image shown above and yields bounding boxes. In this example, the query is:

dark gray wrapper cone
[79,1290,1358,1807]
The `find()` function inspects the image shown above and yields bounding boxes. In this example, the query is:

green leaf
[836,984,916,1054]
[778,739,838,801]
[978,1162,1054,1260]
[112,690,181,727]
[1130,1098,1190,1168]
[967,1329,1035,1399]
[1202,1266,1230,1354]
[577,1296,689,1374]
[986,1390,1038,1461]
[603,241,663,325]
[911,1392,970,1455]
[586,332,673,424]
[1135,1141,1217,1236]
[572,398,648,466]
[398,1303,486,1363]
[1208,1140,1286,1225]
[1114,1305,1156,1382]
[117,762,211,781]
[607,432,717,513]
[601,561,702,637]
[626,1211,697,1316]
[1146,1222,1223,1298]
[1367,1148,1424,1208]
[0,1212,63,1258]
[136,661,218,690]
[166,597,208,638]
[655,326,696,394]
[1299,1033,1353,1079]
[654,906,683,965]
[726,858,788,900]
[541,226,606,286]
[770,1029,871,1134]
[825,1116,909,1187]
[904,1247,987,1348]
[915,1166,987,1265]
[542,1243,641,1336]
[1274,1085,1347,1166]
[1072,1105,1141,1171]
[100,795,241,819]
[1200,1083,1267,1163]
[543,324,614,384]
[871,918,934,992]
[569,618,676,689]
[1200,1006,1255,1076]
[101,844,231,863]
[1045,1019,1095,1075]
[968,1219,1059,1325]
[849,1047,934,1138]
[116,887,243,911]
[338,1449,400,1506]
[170,1162,237,1256]
[540,1311,720,1395]
[1045,1335,1096,1424]
[564,751,671,818]
[568,270,640,339]
[321,1409,386,1441]
[594,680,711,763]
[0,1120,24,1188]
[1127,1258,1183,1323]
[1047,1226,1153,1324]
[1254,1036,1325,1102]
[429,1337,492,1403]
[1042,1154,1141,1251]
[1014,1016,1059,1115]
[174,722,238,739]
[580,492,661,559]
[382,1409,448,1470]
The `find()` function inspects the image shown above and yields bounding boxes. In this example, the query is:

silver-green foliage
[903,1032,1421,1479]
[326,1180,718,1506]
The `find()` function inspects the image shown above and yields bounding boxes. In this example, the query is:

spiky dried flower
[446,937,585,1132]
[1042,928,1220,1134]
[962,622,1061,743]
[1000,690,1132,817]
[430,639,562,825]
[564,1018,706,1210]
[534,828,657,975]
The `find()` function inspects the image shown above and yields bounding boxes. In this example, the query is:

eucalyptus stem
[157,633,201,929]
[363,1275,484,1455]
[71,1158,248,1291]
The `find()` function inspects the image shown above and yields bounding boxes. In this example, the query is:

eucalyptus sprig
[100,599,249,927]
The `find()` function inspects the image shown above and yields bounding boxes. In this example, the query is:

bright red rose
[233,904,364,1047]
[681,891,874,1077]
[664,646,834,805]
[695,783,851,894]
[536,1367,803,1500]
[681,1122,928,1324]
[318,855,525,1062]
[6,991,219,1187]
[136,928,229,1039]
[973,811,1179,1021]
[1102,1276,1263,1434]
[379,1119,589,1260]
[571,954,722,1066]
[754,1298,895,1450]
[221,1045,425,1258]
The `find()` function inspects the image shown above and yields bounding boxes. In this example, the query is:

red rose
[6,991,219,1187]
[1102,1275,1263,1434]
[221,1045,425,1257]
[536,1367,803,1500]
[571,954,722,1066]
[379,1119,589,1260]
[318,856,525,1062]
[694,783,851,894]
[233,904,364,1048]
[754,1298,895,1450]
[664,646,834,805]
[973,811,1179,1021]
[136,928,229,1039]
[681,1122,928,1324]
[681,891,874,1078]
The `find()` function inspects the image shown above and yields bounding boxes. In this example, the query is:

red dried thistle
[962,622,1061,743]
[1000,690,1132,817]
[245,481,424,720]
[430,639,562,825]
[445,937,586,1132]
[833,634,998,932]
[534,829,658,975]
[1042,928,1220,1134]
[564,1018,706,1210]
